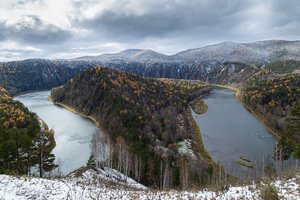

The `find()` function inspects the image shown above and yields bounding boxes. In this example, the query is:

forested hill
[51,67,214,188]
[0,85,57,176]
[242,73,300,159]
[0,58,257,95]
[2,40,300,96]
[0,59,76,95]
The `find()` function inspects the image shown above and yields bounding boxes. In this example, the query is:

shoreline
[49,92,214,162]
[12,89,52,98]
[48,95,100,128]
[189,108,212,161]
[212,84,281,139]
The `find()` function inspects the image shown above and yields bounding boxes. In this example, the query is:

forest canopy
[0,85,57,176]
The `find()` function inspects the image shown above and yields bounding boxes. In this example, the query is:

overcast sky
[0,0,299,61]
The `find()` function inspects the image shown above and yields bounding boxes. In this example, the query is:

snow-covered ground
[177,139,197,159]
[0,168,299,200]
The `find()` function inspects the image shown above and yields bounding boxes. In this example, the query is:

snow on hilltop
[0,168,299,199]
[73,40,300,65]
[74,49,168,62]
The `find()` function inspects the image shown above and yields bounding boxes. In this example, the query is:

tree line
[242,72,300,163]
[0,85,57,176]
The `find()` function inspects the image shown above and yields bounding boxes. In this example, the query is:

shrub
[260,184,279,200]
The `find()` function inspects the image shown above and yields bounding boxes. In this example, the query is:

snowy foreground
[0,168,299,200]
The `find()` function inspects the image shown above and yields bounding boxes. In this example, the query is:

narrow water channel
[15,91,97,175]
[192,88,277,176]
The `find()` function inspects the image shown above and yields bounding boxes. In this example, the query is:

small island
[191,98,208,114]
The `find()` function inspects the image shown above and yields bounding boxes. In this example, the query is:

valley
[2,0,300,198]
[0,40,300,197]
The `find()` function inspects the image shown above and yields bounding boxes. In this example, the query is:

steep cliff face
[3,40,300,96]
[55,60,258,86]
[0,59,76,95]
[51,67,214,188]
[0,58,259,96]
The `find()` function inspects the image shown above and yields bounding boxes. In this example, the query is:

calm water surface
[192,88,277,174]
[15,91,97,175]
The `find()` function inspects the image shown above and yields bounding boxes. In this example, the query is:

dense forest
[242,72,300,159]
[51,67,219,189]
[0,59,76,95]
[0,85,57,176]
[265,59,300,74]
[0,58,258,96]
[78,61,258,87]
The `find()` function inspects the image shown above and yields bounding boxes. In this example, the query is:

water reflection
[15,91,97,175]
[192,88,277,176]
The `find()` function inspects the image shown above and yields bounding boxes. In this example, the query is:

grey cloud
[269,0,300,27]
[13,15,72,44]
[0,47,42,61]
[80,0,252,41]
[1,0,300,61]
[0,15,72,45]
[0,22,7,41]
[14,0,41,5]
[0,48,39,55]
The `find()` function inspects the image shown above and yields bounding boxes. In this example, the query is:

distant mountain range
[1,40,300,94]
[74,49,168,62]
[74,40,300,65]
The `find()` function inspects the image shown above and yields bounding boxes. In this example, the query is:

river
[192,88,277,176]
[15,89,277,177]
[14,91,98,175]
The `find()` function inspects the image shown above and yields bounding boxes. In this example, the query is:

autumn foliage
[0,85,56,175]
[51,66,213,188]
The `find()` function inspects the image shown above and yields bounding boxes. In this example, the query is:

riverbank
[49,94,213,162]
[191,98,208,115]
[48,96,100,128]
[212,84,281,139]
[12,89,51,98]
[189,109,212,161]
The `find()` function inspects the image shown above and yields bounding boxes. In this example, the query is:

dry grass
[191,98,208,114]
[260,184,279,200]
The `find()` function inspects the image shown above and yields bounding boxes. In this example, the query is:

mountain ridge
[72,40,300,65]
[1,39,300,96]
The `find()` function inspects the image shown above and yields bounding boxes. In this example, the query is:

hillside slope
[75,49,168,62]
[51,67,214,188]
[75,40,300,66]
[241,72,300,159]
[0,85,56,175]
[0,168,299,200]
[2,40,300,96]
[265,59,300,74]
[171,40,300,65]
[0,59,76,95]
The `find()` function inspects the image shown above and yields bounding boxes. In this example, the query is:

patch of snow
[293,69,300,74]
[177,139,196,159]
[87,168,147,190]
[0,171,299,199]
